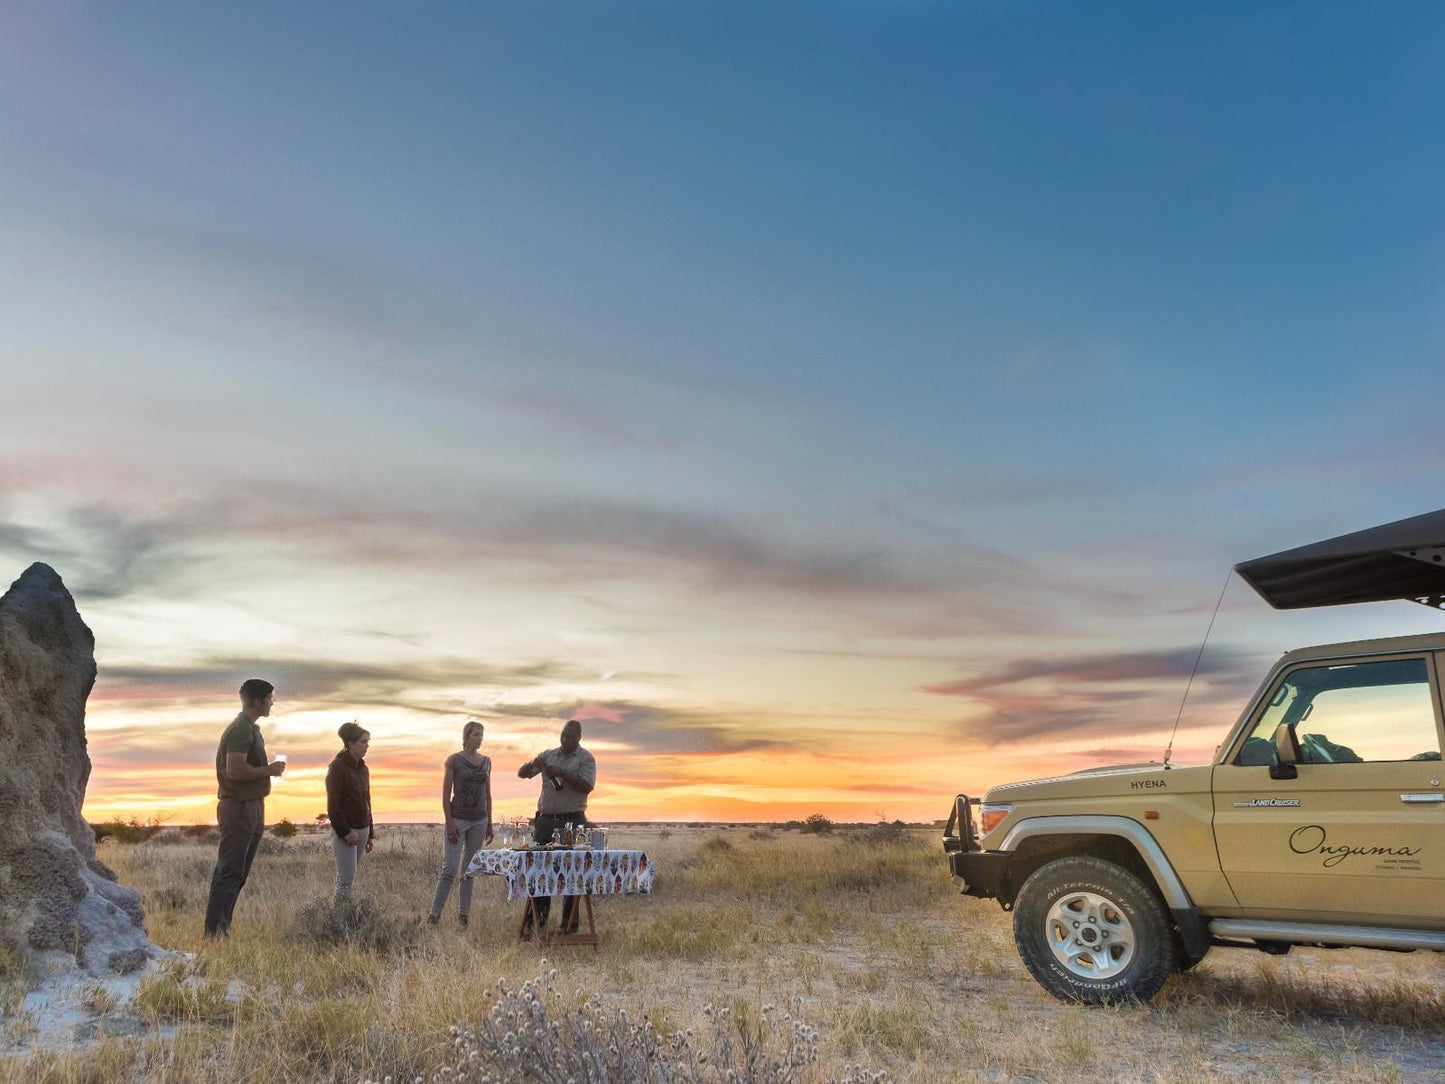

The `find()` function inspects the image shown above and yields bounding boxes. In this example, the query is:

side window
[1234,658,1442,766]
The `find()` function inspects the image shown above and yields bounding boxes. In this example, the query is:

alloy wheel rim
[1044,890,1136,979]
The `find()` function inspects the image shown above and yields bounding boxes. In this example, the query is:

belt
[539,811,585,818]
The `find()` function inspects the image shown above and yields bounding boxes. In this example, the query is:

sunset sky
[4,3,1445,826]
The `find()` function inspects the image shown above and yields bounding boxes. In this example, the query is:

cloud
[931,647,1259,746]
[0,455,1200,655]
[485,697,795,756]
[94,655,597,713]
[0,471,1067,641]
[0,504,200,602]
[922,648,1233,697]
[1077,747,1153,762]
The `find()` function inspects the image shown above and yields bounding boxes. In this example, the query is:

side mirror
[1271,722,1300,780]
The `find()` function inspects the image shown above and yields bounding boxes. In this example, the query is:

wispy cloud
[486,697,794,756]
[929,648,1258,746]
[921,648,1233,696]
[95,655,597,711]
[0,473,1086,642]
[0,504,199,602]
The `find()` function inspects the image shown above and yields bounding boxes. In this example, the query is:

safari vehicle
[943,510,1445,1003]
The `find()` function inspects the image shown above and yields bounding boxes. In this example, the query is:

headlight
[977,803,1014,837]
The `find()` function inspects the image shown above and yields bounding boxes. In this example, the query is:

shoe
[427,914,439,926]
[459,914,469,928]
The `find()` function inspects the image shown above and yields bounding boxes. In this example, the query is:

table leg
[537,894,599,951]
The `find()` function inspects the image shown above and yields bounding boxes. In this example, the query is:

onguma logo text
[1288,825,1422,869]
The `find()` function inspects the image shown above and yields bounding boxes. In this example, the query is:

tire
[1012,856,1176,1004]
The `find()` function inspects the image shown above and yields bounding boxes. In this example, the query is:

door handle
[1400,793,1445,803]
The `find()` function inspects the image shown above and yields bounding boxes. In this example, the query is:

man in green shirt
[203,678,286,938]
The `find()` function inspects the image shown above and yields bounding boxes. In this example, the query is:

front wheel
[1013,856,1176,1004]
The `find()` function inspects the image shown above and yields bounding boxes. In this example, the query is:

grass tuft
[292,894,421,955]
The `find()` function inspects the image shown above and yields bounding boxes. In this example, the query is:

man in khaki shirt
[203,678,287,938]
[518,719,596,932]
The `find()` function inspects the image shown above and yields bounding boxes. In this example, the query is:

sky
[2,2,1444,826]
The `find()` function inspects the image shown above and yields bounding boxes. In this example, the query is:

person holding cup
[427,720,493,926]
[326,721,376,901]
[203,678,287,938]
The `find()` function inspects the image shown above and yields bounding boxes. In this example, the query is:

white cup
[274,753,287,782]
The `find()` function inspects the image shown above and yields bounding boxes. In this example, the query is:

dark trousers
[530,812,587,932]
[203,798,264,936]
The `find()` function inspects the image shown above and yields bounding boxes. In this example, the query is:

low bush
[272,818,300,839]
[860,820,917,846]
[425,969,888,1084]
[149,884,194,912]
[90,818,165,845]
[292,895,419,955]
[800,813,833,835]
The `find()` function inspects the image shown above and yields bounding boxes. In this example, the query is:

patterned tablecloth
[465,848,654,900]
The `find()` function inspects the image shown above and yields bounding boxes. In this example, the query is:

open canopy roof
[1235,508,1445,610]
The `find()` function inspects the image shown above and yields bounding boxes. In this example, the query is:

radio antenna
[1163,567,1234,767]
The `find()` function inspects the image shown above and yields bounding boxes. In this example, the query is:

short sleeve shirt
[216,712,270,802]
[536,745,597,815]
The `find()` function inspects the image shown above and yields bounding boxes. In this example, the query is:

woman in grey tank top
[427,720,493,926]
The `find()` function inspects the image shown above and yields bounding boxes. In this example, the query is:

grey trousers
[429,818,488,918]
[331,826,371,900]
[204,798,265,937]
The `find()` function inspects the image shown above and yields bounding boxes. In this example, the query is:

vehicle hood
[983,762,1211,804]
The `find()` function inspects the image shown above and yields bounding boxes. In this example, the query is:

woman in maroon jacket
[326,721,376,901]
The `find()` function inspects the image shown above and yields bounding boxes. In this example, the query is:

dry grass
[3,825,1443,1082]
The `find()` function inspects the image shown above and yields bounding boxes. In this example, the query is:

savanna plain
[3,825,1443,1083]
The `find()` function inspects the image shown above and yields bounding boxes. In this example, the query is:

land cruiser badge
[1232,798,1301,808]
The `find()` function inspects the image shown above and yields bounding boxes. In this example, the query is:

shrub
[181,824,216,840]
[90,817,165,845]
[861,820,915,846]
[801,813,833,834]
[150,884,193,911]
[272,818,299,839]
[292,895,418,955]
[429,969,888,1084]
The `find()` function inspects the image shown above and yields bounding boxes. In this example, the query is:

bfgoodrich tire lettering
[1013,856,1176,1004]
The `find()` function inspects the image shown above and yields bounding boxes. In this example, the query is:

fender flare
[998,815,1196,912]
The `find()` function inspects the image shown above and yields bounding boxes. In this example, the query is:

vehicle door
[1211,653,1445,923]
